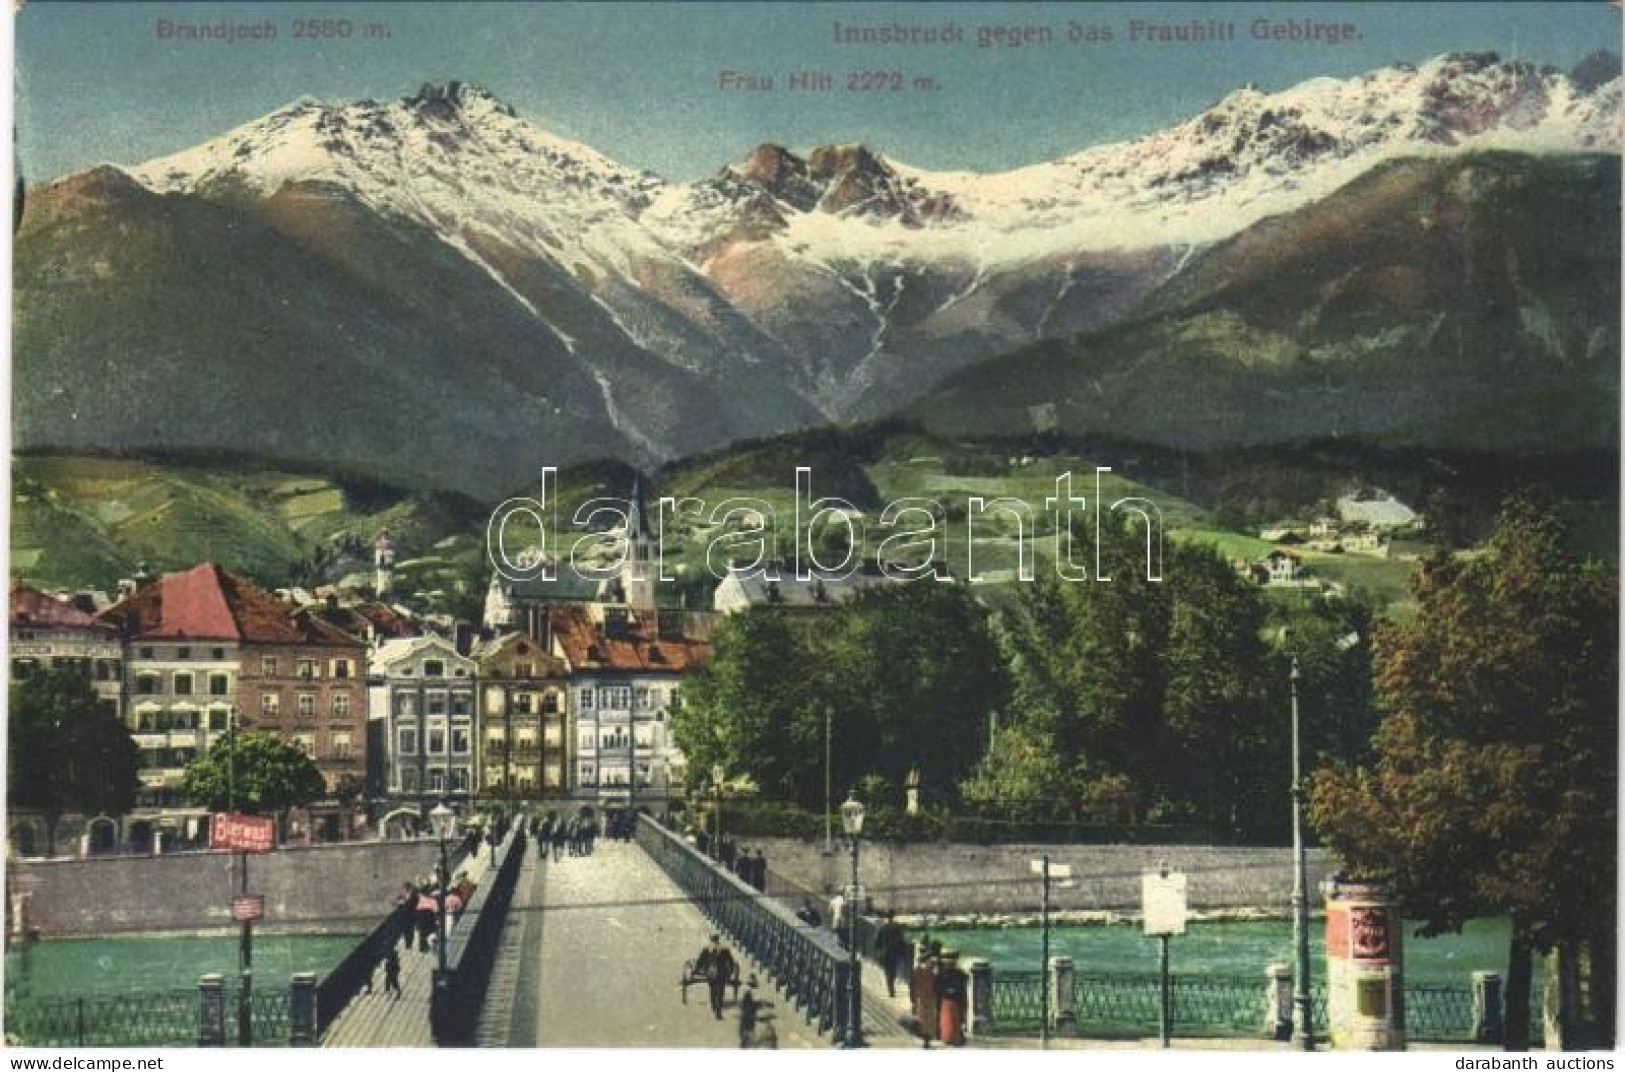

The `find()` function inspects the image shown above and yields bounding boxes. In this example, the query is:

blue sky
[17,1,1622,183]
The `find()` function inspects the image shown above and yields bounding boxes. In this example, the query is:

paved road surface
[509,839,827,1048]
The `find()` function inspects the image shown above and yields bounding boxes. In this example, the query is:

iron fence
[987,970,1538,1044]
[6,984,294,1048]
[637,815,852,1041]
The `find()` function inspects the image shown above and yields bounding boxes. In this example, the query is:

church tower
[622,477,657,613]
[374,529,395,598]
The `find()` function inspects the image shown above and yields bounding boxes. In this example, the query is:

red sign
[231,895,265,922]
[211,813,276,854]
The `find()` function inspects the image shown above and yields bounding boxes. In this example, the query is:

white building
[369,634,478,813]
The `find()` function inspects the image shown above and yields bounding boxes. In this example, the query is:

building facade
[549,604,710,807]
[10,584,124,719]
[370,634,478,815]
[99,564,371,846]
[473,631,570,801]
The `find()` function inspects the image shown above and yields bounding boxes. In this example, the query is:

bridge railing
[316,839,473,1038]
[431,828,527,1047]
[636,815,851,1041]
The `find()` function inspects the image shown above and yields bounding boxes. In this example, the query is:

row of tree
[675,520,1375,842]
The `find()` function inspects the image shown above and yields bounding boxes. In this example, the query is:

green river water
[908,916,1512,984]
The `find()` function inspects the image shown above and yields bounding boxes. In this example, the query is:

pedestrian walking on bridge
[694,934,737,1021]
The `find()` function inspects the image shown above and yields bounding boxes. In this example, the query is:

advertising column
[1325,878,1406,1050]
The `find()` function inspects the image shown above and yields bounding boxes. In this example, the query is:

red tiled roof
[99,564,363,647]
[10,584,114,634]
[548,606,711,673]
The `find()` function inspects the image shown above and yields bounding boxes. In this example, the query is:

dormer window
[424,659,445,677]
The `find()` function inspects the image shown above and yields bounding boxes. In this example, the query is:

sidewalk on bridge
[321,836,501,1047]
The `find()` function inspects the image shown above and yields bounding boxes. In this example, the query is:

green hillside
[10,454,483,594]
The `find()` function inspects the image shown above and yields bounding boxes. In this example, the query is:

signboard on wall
[211,813,276,854]
[1142,869,1188,936]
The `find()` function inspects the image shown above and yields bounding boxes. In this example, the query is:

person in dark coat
[796,899,822,927]
[737,977,760,1048]
[750,850,768,892]
[694,934,738,1020]
[874,912,909,998]
[382,946,402,998]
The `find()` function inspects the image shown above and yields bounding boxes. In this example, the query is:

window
[138,646,154,659]
[261,657,278,677]
[95,659,121,681]
[293,734,315,755]
[427,769,445,792]
[450,769,469,792]
[543,692,560,715]
[454,667,468,678]
[401,767,420,793]
[332,658,351,679]
[209,673,230,696]
[397,695,414,717]
[135,674,161,696]
[579,688,594,710]
[333,693,351,718]
[212,648,226,661]
[261,693,280,717]
[427,693,447,716]
[599,686,631,711]
[296,659,317,681]
[424,659,445,678]
[579,731,596,750]
[452,727,470,754]
[429,726,446,754]
[579,764,596,786]
[177,647,191,660]
[517,661,532,678]
[297,693,316,719]
[635,687,650,709]
[670,687,682,713]
[173,672,193,696]
[398,727,418,755]
[209,709,229,732]
[517,693,534,715]
[333,733,352,759]
[452,693,470,716]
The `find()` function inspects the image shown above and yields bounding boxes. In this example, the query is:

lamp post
[1288,656,1315,1051]
[429,801,455,988]
[840,791,866,1049]
[823,705,834,855]
[711,763,725,861]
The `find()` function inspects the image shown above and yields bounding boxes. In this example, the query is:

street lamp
[840,790,866,1049]
[711,763,725,861]
[1288,656,1315,1051]
[429,801,456,986]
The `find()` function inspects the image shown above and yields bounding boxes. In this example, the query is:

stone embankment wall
[744,837,1335,917]
[11,839,451,937]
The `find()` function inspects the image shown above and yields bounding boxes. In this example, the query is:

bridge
[321,816,913,1048]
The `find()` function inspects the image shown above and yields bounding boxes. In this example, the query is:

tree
[672,581,1007,811]
[1309,495,1617,1049]
[8,666,141,855]
[182,732,328,824]
[672,610,820,801]
[977,521,1279,837]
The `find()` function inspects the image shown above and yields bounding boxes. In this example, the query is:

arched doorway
[380,808,421,839]
[86,816,118,855]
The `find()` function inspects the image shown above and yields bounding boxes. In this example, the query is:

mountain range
[14,50,1621,494]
